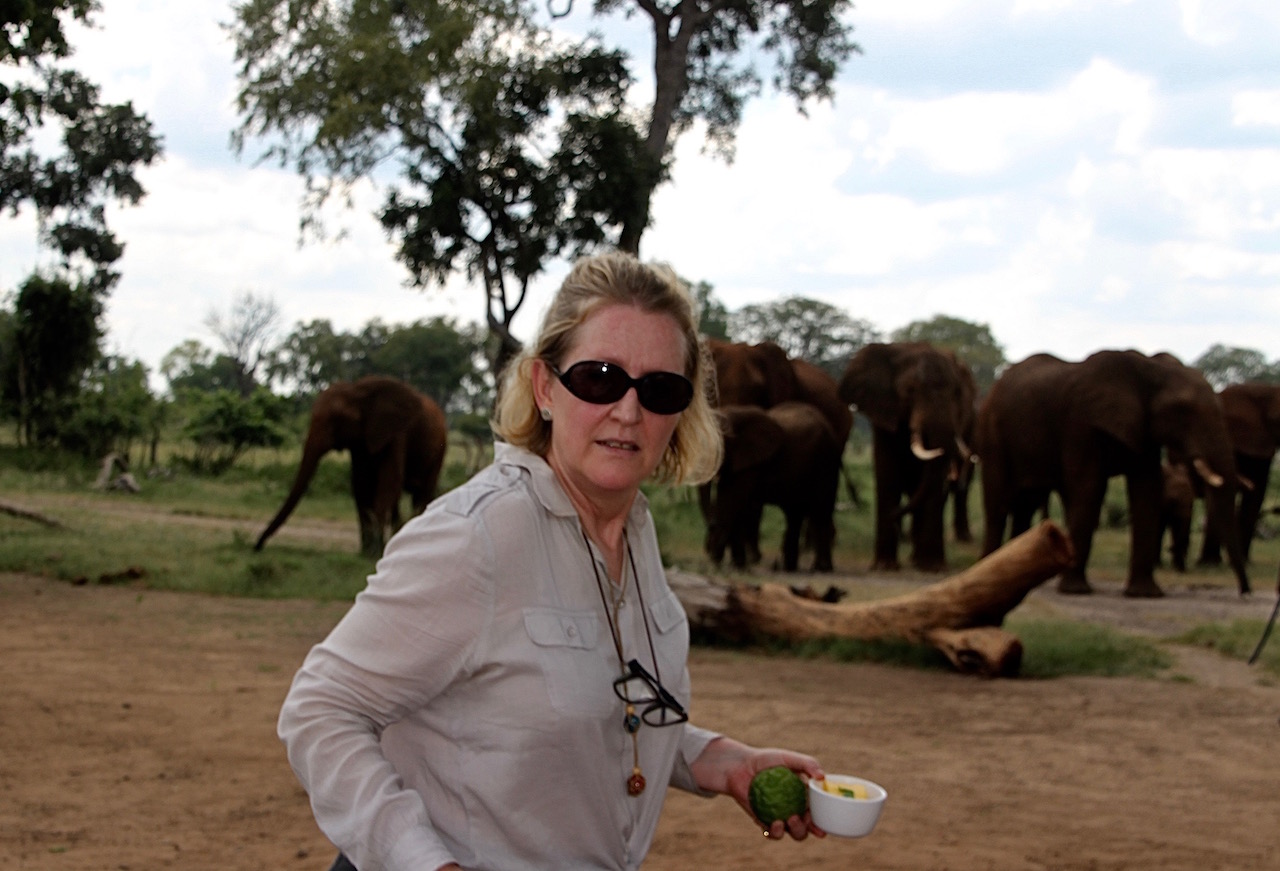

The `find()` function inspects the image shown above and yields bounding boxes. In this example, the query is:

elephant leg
[951,475,973,543]
[1008,488,1047,541]
[779,507,804,572]
[1197,493,1223,565]
[349,452,382,557]
[1123,466,1165,598]
[909,464,949,572]
[1236,458,1271,562]
[1170,508,1191,573]
[1058,480,1107,594]
[870,432,903,571]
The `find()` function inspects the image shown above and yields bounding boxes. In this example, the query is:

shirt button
[566,625,578,638]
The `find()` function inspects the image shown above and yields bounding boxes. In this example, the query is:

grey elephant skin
[255,375,448,558]
[705,402,842,572]
[976,350,1249,597]
[1198,382,1280,567]
[838,341,976,573]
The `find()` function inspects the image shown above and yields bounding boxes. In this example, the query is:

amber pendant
[627,769,646,796]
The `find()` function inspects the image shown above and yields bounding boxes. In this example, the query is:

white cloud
[1232,90,1280,127]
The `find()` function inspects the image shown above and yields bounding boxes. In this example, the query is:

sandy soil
[2,562,1279,870]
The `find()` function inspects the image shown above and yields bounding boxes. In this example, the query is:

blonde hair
[493,251,723,485]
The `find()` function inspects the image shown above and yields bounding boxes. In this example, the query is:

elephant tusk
[1192,457,1225,488]
[911,432,945,461]
[1237,474,1255,492]
[956,436,975,462]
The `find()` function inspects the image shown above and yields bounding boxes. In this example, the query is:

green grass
[1173,619,1280,674]
[3,441,1277,679]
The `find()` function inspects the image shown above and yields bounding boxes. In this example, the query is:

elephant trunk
[1201,472,1251,595]
[255,438,329,551]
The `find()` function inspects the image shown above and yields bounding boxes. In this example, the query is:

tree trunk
[668,520,1075,677]
[0,499,63,528]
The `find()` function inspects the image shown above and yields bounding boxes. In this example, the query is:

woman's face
[533,303,688,515]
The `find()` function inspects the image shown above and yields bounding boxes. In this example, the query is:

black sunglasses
[612,658,689,728]
[551,360,694,416]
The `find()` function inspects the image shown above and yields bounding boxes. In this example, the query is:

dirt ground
[2,559,1280,870]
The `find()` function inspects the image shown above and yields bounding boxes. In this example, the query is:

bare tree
[204,291,281,397]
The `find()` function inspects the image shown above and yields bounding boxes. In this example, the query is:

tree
[729,296,880,377]
[691,279,730,340]
[266,319,366,397]
[1,2,162,296]
[1,3,161,444]
[55,354,160,460]
[203,291,282,397]
[229,1,650,371]
[891,315,1007,395]
[367,317,491,414]
[1192,344,1280,391]
[555,0,859,253]
[2,274,101,445]
[227,1,859,364]
[179,387,288,474]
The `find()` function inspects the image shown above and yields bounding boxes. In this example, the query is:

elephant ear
[721,407,785,471]
[1082,376,1147,451]
[840,344,902,432]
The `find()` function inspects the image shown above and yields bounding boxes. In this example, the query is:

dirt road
[2,571,1278,870]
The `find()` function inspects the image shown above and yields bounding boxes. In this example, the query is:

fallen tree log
[668,520,1075,677]
[0,499,63,528]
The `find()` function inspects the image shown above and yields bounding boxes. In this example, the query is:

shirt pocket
[522,608,613,717]
[645,591,691,699]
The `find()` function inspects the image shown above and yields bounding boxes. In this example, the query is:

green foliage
[1,273,102,444]
[161,340,246,396]
[729,296,881,377]
[55,354,160,459]
[891,314,1007,394]
[690,279,730,340]
[1191,344,1280,390]
[178,387,290,474]
[1,1,161,293]
[1174,620,1280,674]
[227,0,861,357]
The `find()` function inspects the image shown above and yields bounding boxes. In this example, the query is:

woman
[278,251,825,871]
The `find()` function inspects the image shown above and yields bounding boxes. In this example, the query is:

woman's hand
[688,736,826,841]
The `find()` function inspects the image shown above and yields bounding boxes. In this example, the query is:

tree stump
[668,520,1075,677]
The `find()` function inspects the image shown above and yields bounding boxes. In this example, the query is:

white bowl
[808,774,887,837]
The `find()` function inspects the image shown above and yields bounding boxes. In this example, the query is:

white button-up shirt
[278,444,720,870]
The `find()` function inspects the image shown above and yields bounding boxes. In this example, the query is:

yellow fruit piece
[824,780,868,799]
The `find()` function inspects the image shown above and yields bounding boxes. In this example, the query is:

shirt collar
[493,442,651,526]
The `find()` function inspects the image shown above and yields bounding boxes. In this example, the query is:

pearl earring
[540,407,552,421]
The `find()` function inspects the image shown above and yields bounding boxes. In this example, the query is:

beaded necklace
[582,527,661,797]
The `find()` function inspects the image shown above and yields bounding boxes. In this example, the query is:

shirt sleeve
[669,722,722,796]
[277,507,493,871]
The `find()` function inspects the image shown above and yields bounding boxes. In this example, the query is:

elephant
[704,402,842,573]
[976,350,1250,597]
[947,365,980,544]
[838,341,976,572]
[1197,382,1280,566]
[255,375,448,558]
[1156,460,1195,572]
[706,337,798,408]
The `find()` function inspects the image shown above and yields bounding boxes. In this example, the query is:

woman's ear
[531,358,556,415]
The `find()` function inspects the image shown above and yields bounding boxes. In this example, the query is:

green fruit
[748,766,807,825]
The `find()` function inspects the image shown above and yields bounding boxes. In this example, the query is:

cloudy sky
[5,0,1280,384]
